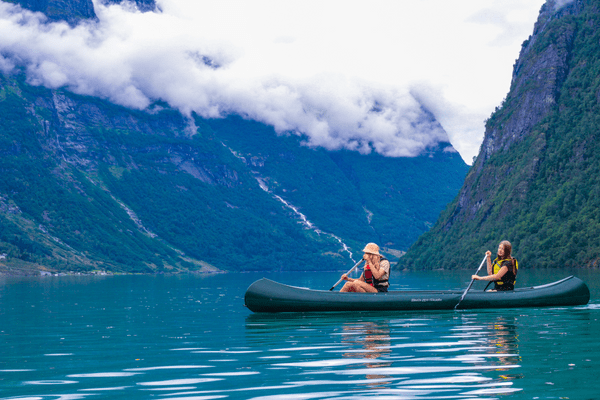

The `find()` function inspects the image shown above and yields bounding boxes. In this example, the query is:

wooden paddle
[329,259,364,291]
[455,254,488,309]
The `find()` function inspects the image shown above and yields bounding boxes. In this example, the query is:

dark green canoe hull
[244,276,590,313]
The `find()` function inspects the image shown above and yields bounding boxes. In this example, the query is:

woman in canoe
[472,240,518,291]
[340,243,390,293]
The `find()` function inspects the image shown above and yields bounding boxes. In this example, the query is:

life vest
[492,257,518,291]
[364,257,390,288]
[364,265,374,286]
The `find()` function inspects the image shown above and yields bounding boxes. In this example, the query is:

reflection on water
[244,312,524,398]
[489,317,522,381]
[0,272,599,399]
[340,321,393,389]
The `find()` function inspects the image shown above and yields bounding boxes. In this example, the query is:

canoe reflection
[244,312,525,396]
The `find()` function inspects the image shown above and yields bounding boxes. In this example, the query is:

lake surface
[1,269,599,399]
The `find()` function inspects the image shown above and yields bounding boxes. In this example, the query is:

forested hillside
[0,68,468,274]
[401,0,600,270]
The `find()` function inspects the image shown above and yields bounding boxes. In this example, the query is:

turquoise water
[1,269,599,399]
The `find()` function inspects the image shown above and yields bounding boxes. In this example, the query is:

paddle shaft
[455,254,488,309]
[329,259,364,291]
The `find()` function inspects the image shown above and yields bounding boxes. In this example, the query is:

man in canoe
[340,243,390,293]
[472,240,518,291]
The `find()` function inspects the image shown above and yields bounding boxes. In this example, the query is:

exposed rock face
[480,0,582,161]
[402,0,600,270]
[440,1,583,234]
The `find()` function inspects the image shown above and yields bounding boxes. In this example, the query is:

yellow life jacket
[492,257,518,290]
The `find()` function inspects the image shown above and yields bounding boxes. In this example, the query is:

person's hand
[486,250,492,258]
[472,275,482,280]
[342,274,349,281]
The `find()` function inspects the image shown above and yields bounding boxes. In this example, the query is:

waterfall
[257,178,356,263]
[225,145,356,263]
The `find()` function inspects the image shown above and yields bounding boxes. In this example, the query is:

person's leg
[340,282,352,292]
[341,281,363,292]
[351,281,378,293]
[340,281,378,293]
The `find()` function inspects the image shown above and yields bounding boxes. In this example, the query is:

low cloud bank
[0,1,459,157]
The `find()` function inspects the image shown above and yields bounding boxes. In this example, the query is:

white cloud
[0,0,547,162]
[553,0,576,10]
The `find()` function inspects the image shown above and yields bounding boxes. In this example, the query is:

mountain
[0,70,467,274]
[0,0,468,275]
[401,0,600,270]
[205,116,467,255]
[4,0,155,25]
[4,0,95,24]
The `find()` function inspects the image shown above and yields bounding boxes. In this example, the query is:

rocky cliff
[401,0,600,270]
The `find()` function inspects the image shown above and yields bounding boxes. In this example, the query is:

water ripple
[22,380,79,385]
[136,378,223,386]
[78,386,132,391]
[67,372,140,378]
[124,365,212,371]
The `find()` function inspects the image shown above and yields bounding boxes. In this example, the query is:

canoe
[244,275,590,313]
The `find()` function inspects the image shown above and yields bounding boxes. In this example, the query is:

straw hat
[362,243,381,256]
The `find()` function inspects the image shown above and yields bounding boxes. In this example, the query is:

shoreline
[0,266,227,277]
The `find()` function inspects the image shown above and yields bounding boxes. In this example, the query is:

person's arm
[486,251,493,275]
[472,266,508,281]
[342,272,365,282]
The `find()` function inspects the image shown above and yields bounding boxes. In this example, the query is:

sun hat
[362,243,381,256]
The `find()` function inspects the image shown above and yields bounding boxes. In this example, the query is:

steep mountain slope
[0,72,340,273]
[207,116,466,254]
[401,0,600,270]
[0,69,468,274]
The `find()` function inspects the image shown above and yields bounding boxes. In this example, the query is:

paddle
[329,259,364,291]
[455,254,488,309]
